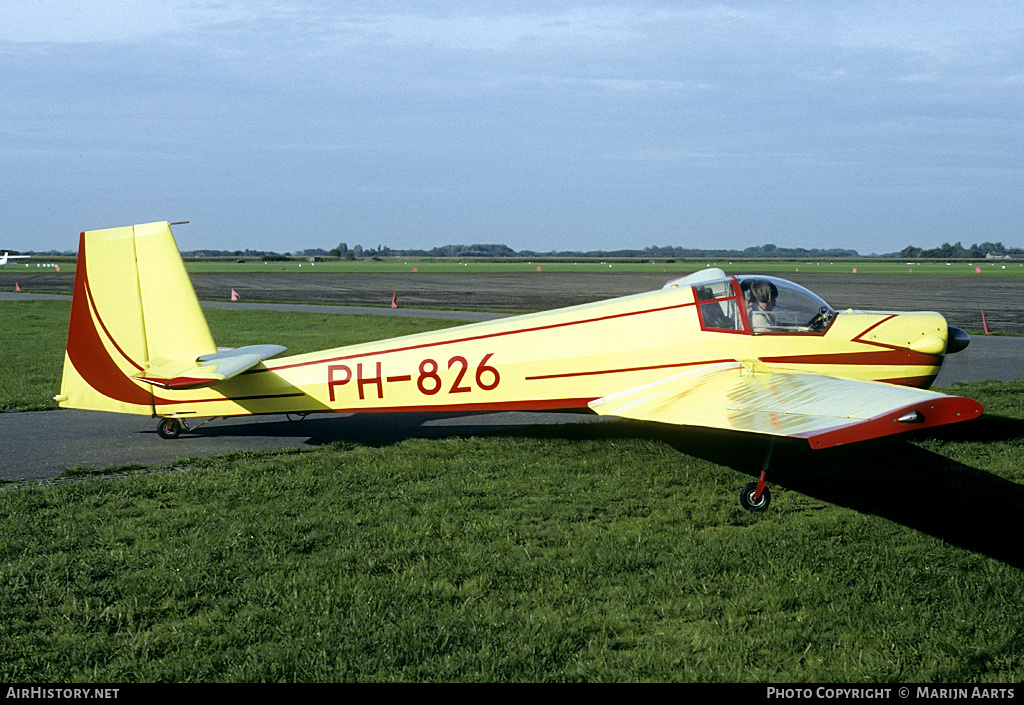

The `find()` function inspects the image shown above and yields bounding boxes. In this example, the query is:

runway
[0,293,1020,482]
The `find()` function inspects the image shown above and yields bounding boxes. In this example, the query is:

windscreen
[736,276,835,333]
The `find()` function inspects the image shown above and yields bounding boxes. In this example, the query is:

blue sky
[2,1,1021,254]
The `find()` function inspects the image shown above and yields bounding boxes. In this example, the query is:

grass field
[2,301,1023,682]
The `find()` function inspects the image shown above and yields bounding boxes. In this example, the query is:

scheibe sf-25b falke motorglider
[56,222,981,510]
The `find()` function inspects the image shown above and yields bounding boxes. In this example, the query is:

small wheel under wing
[740,482,771,511]
[157,418,182,439]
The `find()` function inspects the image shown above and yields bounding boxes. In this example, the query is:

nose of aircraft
[906,320,971,356]
[854,313,970,358]
[946,326,970,354]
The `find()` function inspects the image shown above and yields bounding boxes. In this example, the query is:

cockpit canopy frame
[689,273,836,335]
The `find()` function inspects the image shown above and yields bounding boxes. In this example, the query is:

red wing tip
[804,396,983,450]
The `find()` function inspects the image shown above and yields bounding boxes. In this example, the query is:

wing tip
[802,395,983,449]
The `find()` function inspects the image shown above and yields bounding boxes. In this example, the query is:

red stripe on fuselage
[326,398,596,416]
[525,358,736,381]
[760,349,941,368]
[259,300,698,374]
[760,315,941,369]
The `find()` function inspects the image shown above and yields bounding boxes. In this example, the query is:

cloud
[2,1,198,43]
[1,1,1022,253]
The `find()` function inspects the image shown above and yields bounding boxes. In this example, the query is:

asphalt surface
[1,282,1022,482]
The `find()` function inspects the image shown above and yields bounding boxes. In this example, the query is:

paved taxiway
[1,297,1021,482]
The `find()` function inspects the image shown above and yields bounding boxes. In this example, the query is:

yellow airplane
[56,222,982,510]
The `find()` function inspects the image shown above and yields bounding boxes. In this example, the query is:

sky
[1,1,1021,255]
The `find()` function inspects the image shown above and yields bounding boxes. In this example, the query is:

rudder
[56,222,217,415]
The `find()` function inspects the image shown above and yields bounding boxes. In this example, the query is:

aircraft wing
[132,344,287,390]
[588,361,982,449]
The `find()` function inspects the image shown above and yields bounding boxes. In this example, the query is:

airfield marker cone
[982,310,991,335]
[230,289,240,301]
[14,282,20,292]
[391,291,399,309]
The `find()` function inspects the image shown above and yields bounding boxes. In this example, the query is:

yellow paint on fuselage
[150,286,949,420]
[58,222,952,422]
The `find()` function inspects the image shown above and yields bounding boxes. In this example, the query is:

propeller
[947,326,970,354]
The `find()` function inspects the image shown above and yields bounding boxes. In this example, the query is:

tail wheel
[740,482,771,511]
[157,418,182,439]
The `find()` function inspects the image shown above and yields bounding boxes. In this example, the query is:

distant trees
[177,238,1021,261]
[515,243,861,259]
[899,241,1022,259]
[401,244,518,258]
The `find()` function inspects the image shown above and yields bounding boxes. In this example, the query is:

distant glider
[56,222,981,510]
[0,252,30,266]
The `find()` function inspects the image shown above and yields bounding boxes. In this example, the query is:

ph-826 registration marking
[327,353,501,402]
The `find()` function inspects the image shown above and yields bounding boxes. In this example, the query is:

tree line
[176,240,1021,260]
[898,241,1022,259]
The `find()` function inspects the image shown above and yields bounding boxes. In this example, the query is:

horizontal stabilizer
[588,362,982,449]
[133,344,287,389]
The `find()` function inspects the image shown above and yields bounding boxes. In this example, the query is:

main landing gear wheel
[157,418,182,439]
[740,438,775,511]
[740,482,771,511]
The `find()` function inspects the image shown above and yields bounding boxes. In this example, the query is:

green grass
[0,301,73,411]
[3,300,1024,682]
[1,392,1023,681]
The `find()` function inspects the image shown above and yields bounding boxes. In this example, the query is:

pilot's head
[748,280,778,311]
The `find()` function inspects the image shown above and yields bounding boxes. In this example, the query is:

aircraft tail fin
[56,222,217,415]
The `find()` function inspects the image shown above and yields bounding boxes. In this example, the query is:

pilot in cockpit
[743,279,778,332]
